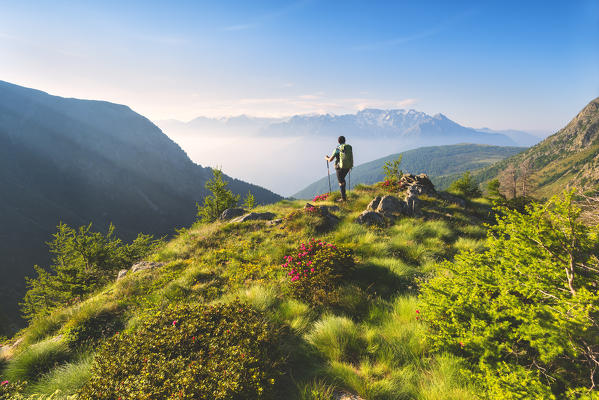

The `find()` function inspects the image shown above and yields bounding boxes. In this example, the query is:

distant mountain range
[475,97,599,198]
[157,110,540,195]
[159,109,540,148]
[0,81,281,334]
[293,144,525,199]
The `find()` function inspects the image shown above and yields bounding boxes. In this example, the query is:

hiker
[325,136,353,201]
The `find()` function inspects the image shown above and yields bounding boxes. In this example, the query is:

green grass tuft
[4,339,71,382]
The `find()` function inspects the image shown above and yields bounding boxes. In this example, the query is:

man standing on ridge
[325,136,353,202]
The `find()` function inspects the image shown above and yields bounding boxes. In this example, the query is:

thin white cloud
[221,0,313,32]
[353,8,478,51]
[183,94,420,119]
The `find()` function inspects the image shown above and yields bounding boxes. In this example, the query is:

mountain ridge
[0,80,282,334]
[157,108,537,147]
[474,97,599,198]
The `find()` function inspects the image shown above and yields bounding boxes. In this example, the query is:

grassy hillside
[474,97,599,198]
[0,184,493,399]
[293,144,525,199]
[0,80,282,336]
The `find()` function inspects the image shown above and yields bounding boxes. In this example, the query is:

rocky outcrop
[116,261,165,282]
[304,203,340,230]
[356,210,385,226]
[376,195,406,216]
[231,212,277,223]
[220,208,247,221]
[360,195,407,225]
[398,173,437,196]
[131,261,164,273]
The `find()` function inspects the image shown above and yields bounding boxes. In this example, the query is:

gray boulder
[220,208,247,221]
[356,211,385,226]
[376,195,406,216]
[131,261,164,273]
[367,196,382,211]
[231,212,277,223]
[266,218,283,226]
[399,173,437,196]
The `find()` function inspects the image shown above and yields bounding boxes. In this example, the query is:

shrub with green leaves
[382,155,403,183]
[420,191,599,398]
[63,307,124,350]
[283,239,354,307]
[79,302,286,400]
[448,171,481,199]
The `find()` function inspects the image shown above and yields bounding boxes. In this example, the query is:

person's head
[338,136,346,144]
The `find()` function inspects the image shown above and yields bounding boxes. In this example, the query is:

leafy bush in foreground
[79,302,286,400]
[283,239,354,308]
[420,191,599,398]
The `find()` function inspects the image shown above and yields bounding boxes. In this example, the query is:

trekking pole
[348,169,351,192]
[327,160,332,194]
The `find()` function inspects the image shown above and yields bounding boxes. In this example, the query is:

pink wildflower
[1,380,8,386]
[415,310,420,314]
[172,320,178,326]
[310,268,314,272]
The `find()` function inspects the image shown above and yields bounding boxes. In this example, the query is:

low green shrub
[282,239,354,308]
[63,306,124,350]
[4,340,70,382]
[79,302,286,400]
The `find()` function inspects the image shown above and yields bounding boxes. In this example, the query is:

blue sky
[1,0,598,132]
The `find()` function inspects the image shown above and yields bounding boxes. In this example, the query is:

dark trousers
[336,168,349,200]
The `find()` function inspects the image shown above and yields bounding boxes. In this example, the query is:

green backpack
[339,144,353,170]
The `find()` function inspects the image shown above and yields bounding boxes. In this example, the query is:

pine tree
[197,168,240,223]
[21,223,161,320]
[243,190,256,210]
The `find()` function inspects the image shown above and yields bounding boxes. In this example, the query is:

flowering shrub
[0,380,26,400]
[378,180,403,192]
[79,302,286,400]
[312,193,329,202]
[282,239,354,307]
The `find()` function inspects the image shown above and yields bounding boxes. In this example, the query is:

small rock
[356,210,385,226]
[231,212,277,223]
[220,208,247,221]
[131,261,164,273]
[267,218,283,226]
[367,196,382,211]
[116,269,128,281]
[334,390,366,400]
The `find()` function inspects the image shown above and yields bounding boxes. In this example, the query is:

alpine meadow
[1,1,598,400]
